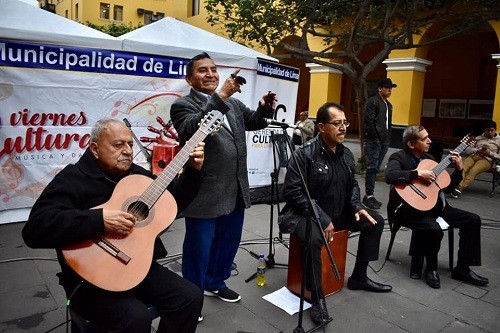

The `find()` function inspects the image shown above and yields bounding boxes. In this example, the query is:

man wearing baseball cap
[363,78,397,209]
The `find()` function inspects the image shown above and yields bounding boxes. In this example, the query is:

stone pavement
[1,138,499,333]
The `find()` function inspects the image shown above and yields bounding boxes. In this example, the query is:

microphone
[263,118,297,129]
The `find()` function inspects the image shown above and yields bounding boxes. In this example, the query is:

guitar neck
[139,113,221,207]
[433,140,469,175]
[153,129,207,192]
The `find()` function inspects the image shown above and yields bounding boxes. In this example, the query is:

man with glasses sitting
[283,102,392,327]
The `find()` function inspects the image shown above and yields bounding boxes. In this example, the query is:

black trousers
[404,204,482,269]
[294,209,385,294]
[69,262,203,333]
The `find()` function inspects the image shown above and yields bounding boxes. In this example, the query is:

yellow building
[40,0,500,146]
[39,0,218,28]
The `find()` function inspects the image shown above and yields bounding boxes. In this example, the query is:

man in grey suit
[170,52,277,306]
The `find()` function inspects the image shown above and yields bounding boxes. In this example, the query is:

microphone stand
[275,123,338,333]
[244,128,289,283]
[123,118,152,163]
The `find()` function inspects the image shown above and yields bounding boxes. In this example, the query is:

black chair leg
[386,231,396,260]
[448,228,454,271]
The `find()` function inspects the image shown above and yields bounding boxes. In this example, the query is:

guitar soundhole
[127,200,149,221]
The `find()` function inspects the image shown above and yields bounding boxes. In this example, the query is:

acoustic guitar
[62,111,223,291]
[395,135,474,211]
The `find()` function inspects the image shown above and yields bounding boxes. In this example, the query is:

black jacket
[282,136,364,230]
[22,149,202,292]
[364,93,392,145]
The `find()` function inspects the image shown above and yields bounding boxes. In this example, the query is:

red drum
[287,230,348,301]
[152,144,180,176]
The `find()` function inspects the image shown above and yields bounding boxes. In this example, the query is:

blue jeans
[363,138,388,196]
[181,201,245,292]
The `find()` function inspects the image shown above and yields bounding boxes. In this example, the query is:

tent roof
[119,17,277,68]
[0,0,121,49]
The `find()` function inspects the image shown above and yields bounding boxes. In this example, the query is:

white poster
[247,60,300,187]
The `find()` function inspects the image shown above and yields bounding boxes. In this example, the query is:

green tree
[205,0,500,133]
[84,21,142,37]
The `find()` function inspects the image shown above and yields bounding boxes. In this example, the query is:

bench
[474,165,500,197]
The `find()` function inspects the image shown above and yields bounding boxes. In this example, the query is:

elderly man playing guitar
[385,125,488,289]
[23,118,208,333]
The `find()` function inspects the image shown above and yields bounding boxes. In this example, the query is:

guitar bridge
[95,238,131,265]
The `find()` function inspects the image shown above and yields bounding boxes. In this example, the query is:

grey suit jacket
[170,89,273,218]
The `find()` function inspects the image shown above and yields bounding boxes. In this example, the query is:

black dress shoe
[425,270,440,289]
[347,277,392,292]
[451,268,489,287]
[410,256,424,280]
[309,298,331,325]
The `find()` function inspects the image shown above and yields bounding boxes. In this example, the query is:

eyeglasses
[323,120,350,128]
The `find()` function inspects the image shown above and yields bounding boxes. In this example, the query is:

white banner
[0,39,262,222]
[247,60,300,187]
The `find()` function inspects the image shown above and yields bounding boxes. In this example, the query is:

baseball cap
[378,78,397,88]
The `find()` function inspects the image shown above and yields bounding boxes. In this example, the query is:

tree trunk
[353,79,368,167]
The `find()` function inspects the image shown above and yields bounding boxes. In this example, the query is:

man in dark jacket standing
[283,102,392,327]
[23,118,205,333]
[385,125,488,289]
[170,52,276,304]
[363,78,396,209]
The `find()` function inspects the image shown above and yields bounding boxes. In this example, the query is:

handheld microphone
[263,118,296,129]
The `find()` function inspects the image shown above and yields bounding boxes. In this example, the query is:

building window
[114,5,123,21]
[154,12,164,22]
[65,9,68,18]
[191,0,200,16]
[100,3,110,20]
[144,11,153,25]
[75,3,79,20]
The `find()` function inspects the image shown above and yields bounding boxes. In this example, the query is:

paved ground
[1,139,499,333]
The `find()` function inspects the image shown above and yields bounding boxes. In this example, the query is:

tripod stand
[245,129,290,283]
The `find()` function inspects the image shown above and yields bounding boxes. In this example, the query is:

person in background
[22,118,206,332]
[363,78,397,209]
[283,102,392,326]
[170,52,277,305]
[451,120,500,198]
[385,125,488,289]
[293,111,316,146]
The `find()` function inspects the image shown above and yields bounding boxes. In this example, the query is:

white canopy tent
[0,0,122,49]
[0,3,290,225]
[0,0,123,224]
[119,17,277,69]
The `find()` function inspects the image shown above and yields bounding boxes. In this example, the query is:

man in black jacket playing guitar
[385,125,488,289]
[23,118,206,332]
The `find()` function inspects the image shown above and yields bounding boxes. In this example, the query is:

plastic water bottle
[256,254,266,287]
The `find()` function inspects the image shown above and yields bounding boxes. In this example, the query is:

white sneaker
[204,287,241,302]
[450,188,461,199]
